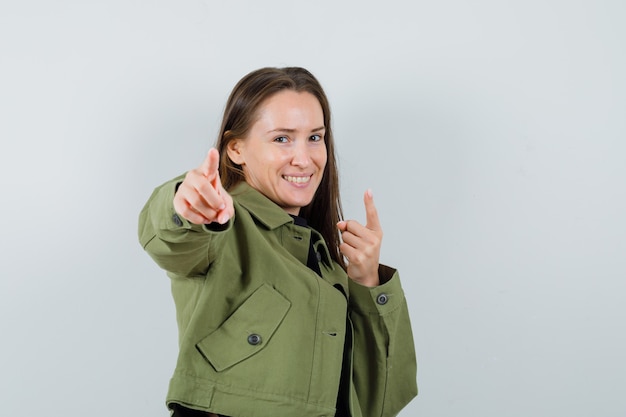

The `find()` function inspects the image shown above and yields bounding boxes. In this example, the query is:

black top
[290,214,323,277]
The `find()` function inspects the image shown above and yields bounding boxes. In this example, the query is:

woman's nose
[291,141,311,167]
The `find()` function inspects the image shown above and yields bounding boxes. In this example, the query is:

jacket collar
[230,182,338,273]
[230,182,294,230]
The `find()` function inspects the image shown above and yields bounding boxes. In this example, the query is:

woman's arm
[348,267,418,417]
[138,175,233,277]
[138,149,234,277]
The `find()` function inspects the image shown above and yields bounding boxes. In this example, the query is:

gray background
[1,1,625,416]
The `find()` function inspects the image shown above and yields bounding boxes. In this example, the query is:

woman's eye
[274,136,288,143]
[310,134,323,142]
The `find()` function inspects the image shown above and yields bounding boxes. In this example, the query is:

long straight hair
[215,67,345,269]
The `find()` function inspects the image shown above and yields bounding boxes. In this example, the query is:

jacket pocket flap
[196,284,291,372]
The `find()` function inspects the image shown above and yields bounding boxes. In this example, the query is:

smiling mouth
[283,175,312,184]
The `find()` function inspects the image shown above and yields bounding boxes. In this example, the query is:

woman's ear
[226,139,245,165]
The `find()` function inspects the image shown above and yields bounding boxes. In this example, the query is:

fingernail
[366,189,373,198]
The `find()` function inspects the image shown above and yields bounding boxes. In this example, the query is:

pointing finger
[200,148,220,179]
[196,148,226,211]
[364,189,382,232]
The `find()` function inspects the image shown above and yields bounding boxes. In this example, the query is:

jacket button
[247,334,262,346]
[172,213,183,227]
[376,293,389,305]
[316,252,322,262]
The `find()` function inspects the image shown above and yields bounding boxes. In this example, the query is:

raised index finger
[197,148,225,209]
[200,148,220,179]
[364,189,382,231]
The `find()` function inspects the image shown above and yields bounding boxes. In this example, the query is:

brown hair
[215,67,345,269]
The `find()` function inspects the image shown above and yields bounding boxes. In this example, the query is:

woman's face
[227,90,327,215]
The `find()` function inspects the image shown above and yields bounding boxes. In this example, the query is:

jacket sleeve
[347,265,418,417]
[137,175,233,277]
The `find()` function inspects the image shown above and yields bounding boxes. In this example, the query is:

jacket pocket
[196,283,291,372]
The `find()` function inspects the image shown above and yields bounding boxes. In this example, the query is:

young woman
[138,67,417,417]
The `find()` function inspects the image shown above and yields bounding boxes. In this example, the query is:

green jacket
[138,179,417,417]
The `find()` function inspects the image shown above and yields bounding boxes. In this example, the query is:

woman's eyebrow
[267,126,326,134]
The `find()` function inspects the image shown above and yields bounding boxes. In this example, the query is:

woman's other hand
[337,189,382,287]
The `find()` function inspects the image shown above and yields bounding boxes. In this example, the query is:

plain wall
[1,1,625,416]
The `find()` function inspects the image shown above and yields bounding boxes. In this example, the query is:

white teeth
[284,175,311,184]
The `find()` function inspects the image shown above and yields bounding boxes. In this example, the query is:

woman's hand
[337,189,383,287]
[173,148,234,225]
